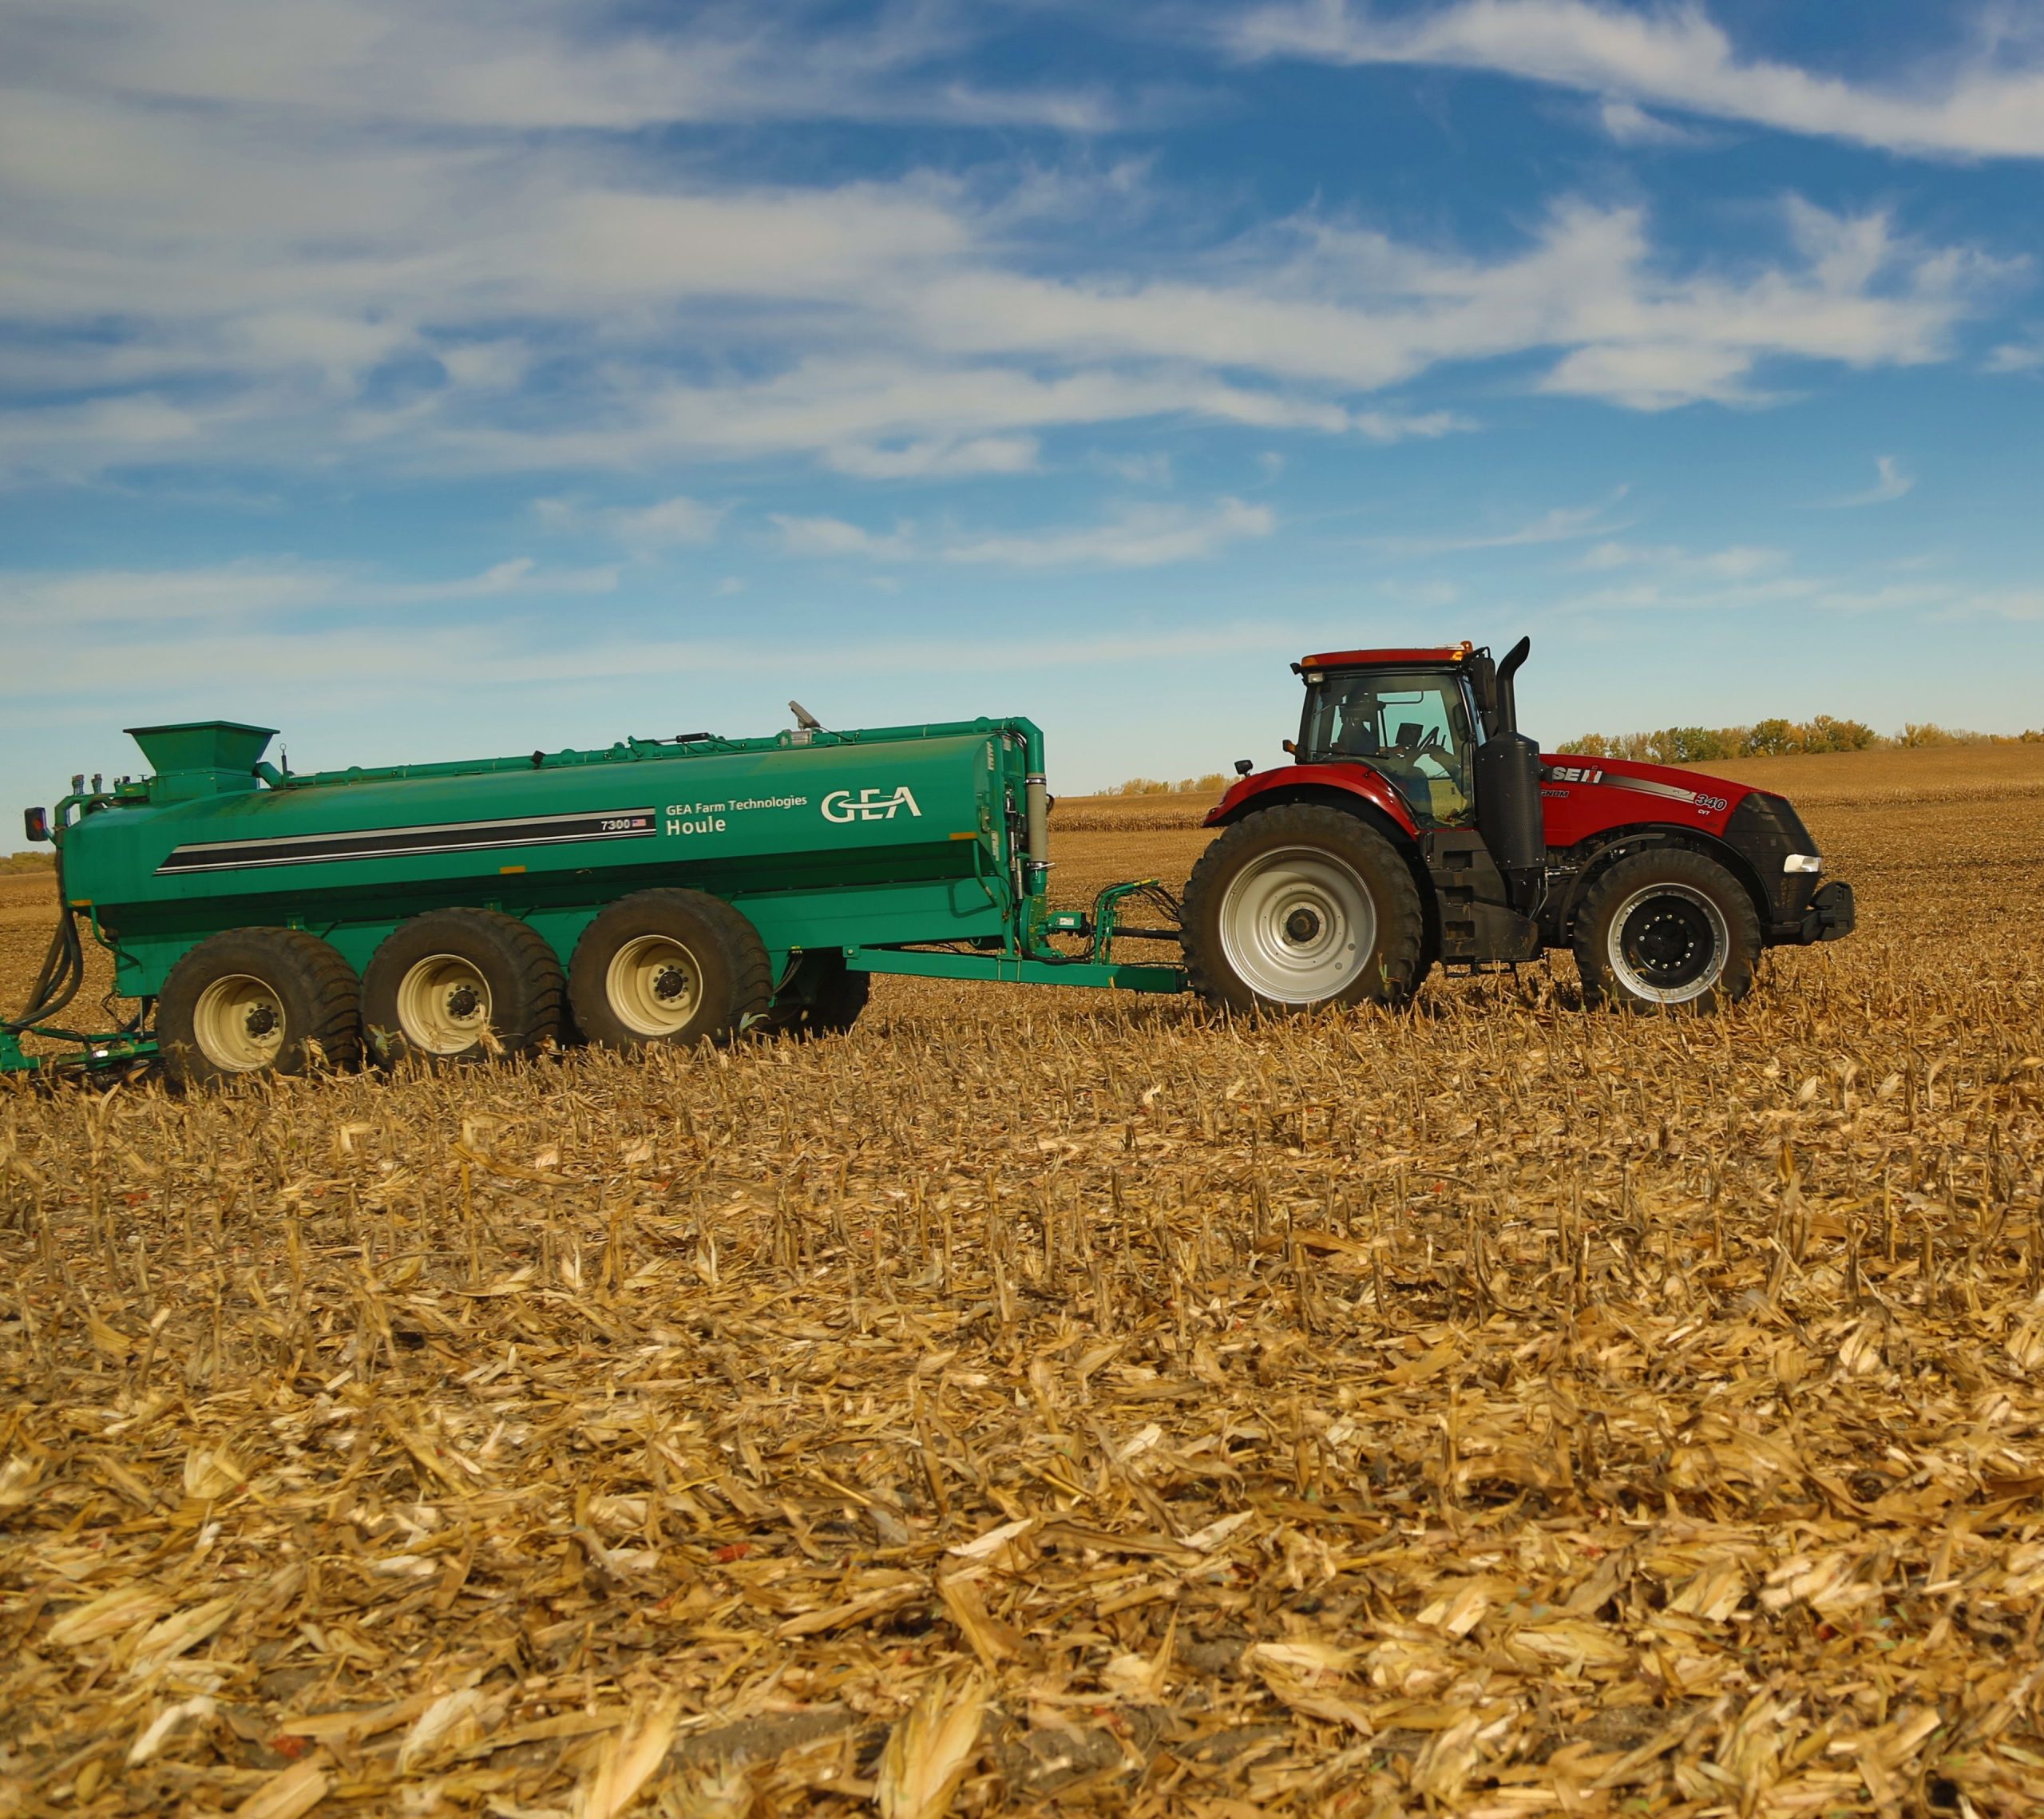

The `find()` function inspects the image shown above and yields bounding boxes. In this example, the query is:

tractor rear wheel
[362,908,565,1066]
[568,889,772,1050]
[1182,804,1426,1012]
[762,949,870,1040]
[158,928,361,1087]
[1573,848,1761,1013]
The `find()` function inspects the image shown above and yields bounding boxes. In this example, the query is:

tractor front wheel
[1182,804,1426,1013]
[1573,848,1761,1013]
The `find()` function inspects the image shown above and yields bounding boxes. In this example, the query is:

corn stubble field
[4,747,2044,1819]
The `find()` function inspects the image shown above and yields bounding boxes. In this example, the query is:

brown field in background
[4,743,2044,1816]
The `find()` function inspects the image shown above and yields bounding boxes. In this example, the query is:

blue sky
[4,0,2043,810]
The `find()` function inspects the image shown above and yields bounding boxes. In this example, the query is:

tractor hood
[1537,752,1745,833]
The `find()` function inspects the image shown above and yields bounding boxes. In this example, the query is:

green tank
[8,713,1180,1081]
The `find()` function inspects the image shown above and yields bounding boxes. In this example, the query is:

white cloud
[770,514,917,561]
[825,436,1041,479]
[0,0,2010,490]
[1233,0,2044,160]
[1985,339,2044,374]
[377,559,619,603]
[773,498,1274,569]
[1373,488,1630,556]
[535,495,727,549]
[942,498,1274,568]
[0,556,616,630]
[1575,542,1788,578]
[1094,450,1174,485]
[1539,340,1764,410]
[1597,100,1704,148]
[1823,455,1915,508]
[0,0,1117,137]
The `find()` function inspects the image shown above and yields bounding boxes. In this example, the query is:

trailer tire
[1573,848,1761,1013]
[362,908,565,1066]
[158,928,362,1087]
[1182,804,1425,1013]
[568,890,772,1050]
[763,949,870,1040]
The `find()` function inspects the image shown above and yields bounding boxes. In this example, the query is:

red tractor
[1180,637,1854,1013]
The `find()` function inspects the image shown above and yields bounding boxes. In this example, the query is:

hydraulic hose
[3,850,86,1034]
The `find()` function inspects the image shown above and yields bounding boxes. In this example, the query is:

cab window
[1299,669,1476,825]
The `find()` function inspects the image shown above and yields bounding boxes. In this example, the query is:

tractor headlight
[1783,853,1823,874]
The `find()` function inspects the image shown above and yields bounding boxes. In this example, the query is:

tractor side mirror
[1468,655,1497,722]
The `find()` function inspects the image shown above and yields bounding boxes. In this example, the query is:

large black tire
[568,889,772,1050]
[158,928,361,1087]
[1182,804,1427,1013]
[1573,848,1761,1013]
[761,949,871,1040]
[361,908,565,1066]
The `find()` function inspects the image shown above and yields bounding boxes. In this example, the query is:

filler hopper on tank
[125,721,277,802]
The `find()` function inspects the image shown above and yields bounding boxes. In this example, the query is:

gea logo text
[822,786,922,824]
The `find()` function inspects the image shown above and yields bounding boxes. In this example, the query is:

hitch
[1,1025,159,1077]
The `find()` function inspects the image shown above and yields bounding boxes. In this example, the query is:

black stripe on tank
[155,808,658,874]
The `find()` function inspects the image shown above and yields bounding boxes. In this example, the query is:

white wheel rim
[1606,882,1729,1005]
[1218,845,1376,1004]
[394,953,493,1055]
[191,973,287,1071]
[607,933,703,1036]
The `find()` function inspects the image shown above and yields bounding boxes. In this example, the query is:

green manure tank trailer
[2,712,1184,1084]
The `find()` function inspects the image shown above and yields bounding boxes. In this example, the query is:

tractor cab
[1292,646,1485,826]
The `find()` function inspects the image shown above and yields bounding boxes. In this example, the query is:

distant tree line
[1111,768,1234,788]
[1558,718,2044,763]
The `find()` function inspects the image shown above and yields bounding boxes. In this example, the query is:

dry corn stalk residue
[2,748,2044,1816]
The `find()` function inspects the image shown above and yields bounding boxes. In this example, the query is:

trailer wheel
[1573,848,1761,1013]
[763,949,870,1040]
[568,890,772,1049]
[362,908,565,1065]
[158,928,361,1086]
[1182,804,1425,1012]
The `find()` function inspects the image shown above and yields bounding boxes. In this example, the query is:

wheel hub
[1217,846,1376,1005]
[1608,884,1729,1004]
[191,973,288,1072]
[395,954,494,1056]
[607,935,704,1036]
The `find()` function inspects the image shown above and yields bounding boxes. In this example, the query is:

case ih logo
[822,785,923,824]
